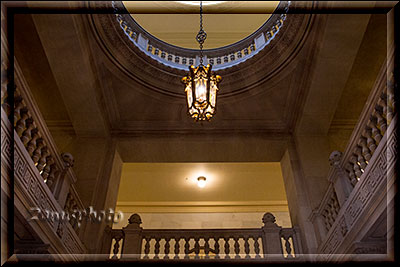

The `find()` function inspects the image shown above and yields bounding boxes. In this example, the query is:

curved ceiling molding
[114,1,288,70]
[87,1,315,102]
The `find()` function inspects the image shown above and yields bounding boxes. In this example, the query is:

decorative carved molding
[318,115,397,257]
[1,77,87,258]
[87,3,314,100]
[110,1,292,71]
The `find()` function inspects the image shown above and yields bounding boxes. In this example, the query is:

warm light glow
[182,64,221,121]
[197,176,206,188]
[175,1,226,6]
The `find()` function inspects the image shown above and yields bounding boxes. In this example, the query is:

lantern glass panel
[185,83,193,107]
[195,77,207,103]
[210,82,217,107]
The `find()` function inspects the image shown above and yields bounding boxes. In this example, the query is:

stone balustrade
[310,62,397,257]
[1,60,87,257]
[111,1,291,71]
[64,185,86,239]
[10,65,82,211]
[104,213,302,261]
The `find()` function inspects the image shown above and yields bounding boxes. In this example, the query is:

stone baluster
[261,213,283,257]
[184,237,190,259]
[223,56,229,63]
[224,237,230,259]
[244,235,250,259]
[121,214,143,260]
[173,237,180,259]
[332,195,340,218]
[214,237,220,259]
[143,237,151,259]
[323,209,333,230]
[1,86,11,116]
[280,232,293,258]
[47,164,59,192]
[328,151,354,206]
[26,129,39,156]
[111,233,123,259]
[354,146,367,171]
[363,127,377,154]
[15,107,29,136]
[344,163,357,186]
[368,118,382,143]
[373,106,387,134]
[358,137,371,162]
[37,147,50,173]
[254,236,261,259]
[153,238,160,259]
[193,237,200,259]
[32,138,44,165]
[349,155,362,180]
[378,92,388,120]
[204,237,210,259]
[20,118,34,146]
[13,95,24,126]
[233,236,240,259]
[292,226,303,255]
[163,237,171,259]
[41,156,53,181]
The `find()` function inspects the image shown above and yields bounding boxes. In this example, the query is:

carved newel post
[121,214,143,260]
[261,213,283,257]
[53,152,75,208]
[328,151,353,206]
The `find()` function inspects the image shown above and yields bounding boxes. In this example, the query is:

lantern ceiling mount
[181,1,222,122]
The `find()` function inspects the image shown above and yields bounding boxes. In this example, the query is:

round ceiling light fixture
[197,176,207,188]
[175,1,226,6]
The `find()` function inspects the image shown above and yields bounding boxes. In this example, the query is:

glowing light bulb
[197,176,206,188]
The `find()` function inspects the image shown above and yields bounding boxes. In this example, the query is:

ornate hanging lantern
[181,1,222,121]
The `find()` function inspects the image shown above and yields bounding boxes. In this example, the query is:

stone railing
[1,60,87,258]
[110,1,291,71]
[310,62,396,257]
[64,185,86,239]
[12,62,82,211]
[103,213,303,261]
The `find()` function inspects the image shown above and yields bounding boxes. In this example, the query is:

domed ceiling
[123,1,280,49]
[12,1,387,162]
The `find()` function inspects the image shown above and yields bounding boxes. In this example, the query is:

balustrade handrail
[337,62,389,177]
[14,59,78,187]
[312,52,396,251]
[142,228,262,235]
[317,114,397,257]
[106,213,302,260]
[6,58,87,244]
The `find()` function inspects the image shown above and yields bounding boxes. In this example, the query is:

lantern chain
[196,1,207,65]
